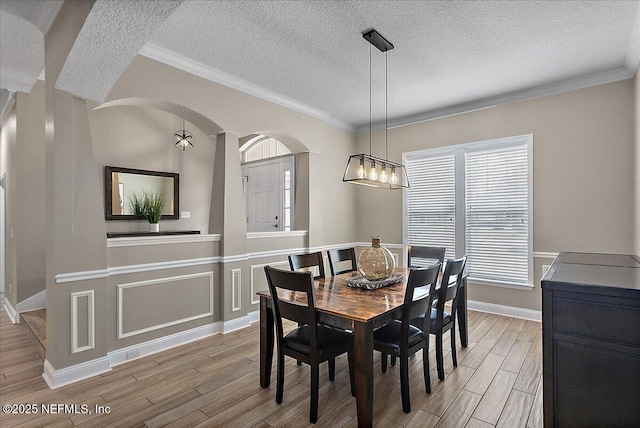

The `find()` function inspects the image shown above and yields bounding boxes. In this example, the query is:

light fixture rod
[369,43,372,156]
[385,51,388,161]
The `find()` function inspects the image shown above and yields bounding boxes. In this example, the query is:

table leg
[260,296,274,388]
[457,277,468,347]
[353,321,373,427]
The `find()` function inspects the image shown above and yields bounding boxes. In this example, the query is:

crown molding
[626,4,640,75]
[32,0,64,34]
[0,91,16,128]
[138,43,355,134]
[355,67,634,134]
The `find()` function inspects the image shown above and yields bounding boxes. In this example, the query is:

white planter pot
[149,223,160,233]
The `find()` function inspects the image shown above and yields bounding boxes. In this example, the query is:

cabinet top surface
[543,252,640,292]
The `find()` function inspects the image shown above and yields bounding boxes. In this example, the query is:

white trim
[231,268,242,312]
[32,0,64,34]
[56,257,221,283]
[110,257,220,276]
[353,241,403,250]
[468,300,541,322]
[223,315,252,334]
[43,358,111,390]
[17,290,46,313]
[533,252,559,259]
[250,260,289,305]
[625,4,640,75]
[248,310,260,324]
[247,247,307,260]
[107,233,221,248]
[357,67,633,134]
[247,230,308,239]
[55,269,109,284]
[109,321,222,366]
[3,298,19,324]
[71,290,95,354]
[0,91,16,127]
[223,254,249,263]
[469,277,535,290]
[139,43,354,133]
[117,272,214,339]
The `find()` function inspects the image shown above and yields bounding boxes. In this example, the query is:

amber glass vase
[358,236,396,280]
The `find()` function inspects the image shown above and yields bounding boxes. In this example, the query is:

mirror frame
[105,166,180,220]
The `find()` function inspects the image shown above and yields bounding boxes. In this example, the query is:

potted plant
[142,191,166,232]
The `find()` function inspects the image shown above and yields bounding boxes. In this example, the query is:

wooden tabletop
[258,267,430,323]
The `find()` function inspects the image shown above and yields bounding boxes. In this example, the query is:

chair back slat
[264,266,318,348]
[401,264,441,341]
[408,245,446,268]
[289,252,326,279]
[433,256,467,328]
[327,248,358,276]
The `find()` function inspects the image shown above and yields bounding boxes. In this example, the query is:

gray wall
[356,79,635,312]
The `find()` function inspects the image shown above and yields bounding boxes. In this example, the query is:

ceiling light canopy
[175,118,194,151]
[343,29,409,190]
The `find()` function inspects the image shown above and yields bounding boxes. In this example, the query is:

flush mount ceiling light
[343,29,409,190]
[175,118,194,151]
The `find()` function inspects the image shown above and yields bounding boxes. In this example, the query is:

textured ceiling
[0,12,44,93]
[56,0,184,102]
[147,0,640,131]
[1,0,639,133]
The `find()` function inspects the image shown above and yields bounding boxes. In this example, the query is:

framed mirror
[105,166,179,220]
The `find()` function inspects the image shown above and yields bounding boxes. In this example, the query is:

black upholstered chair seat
[411,308,451,332]
[284,324,354,356]
[374,321,424,354]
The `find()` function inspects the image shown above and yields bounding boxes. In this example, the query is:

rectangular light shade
[342,154,409,189]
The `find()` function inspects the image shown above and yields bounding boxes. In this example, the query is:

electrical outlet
[126,349,140,360]
[180,211,190,219]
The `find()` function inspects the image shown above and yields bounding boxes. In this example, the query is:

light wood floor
[0,310,542,427]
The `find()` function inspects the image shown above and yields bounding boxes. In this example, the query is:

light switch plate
[180,211,190,219]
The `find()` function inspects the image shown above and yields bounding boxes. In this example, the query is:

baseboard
[3,298,19,324]
[223,315,251,333]
[17,289,46,313]
[468,300,541,322]
[42,321,222,389]
[247,310,260,324]
[109,321,222,366]
[42,357,111,390]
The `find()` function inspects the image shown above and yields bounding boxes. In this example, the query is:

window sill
[468,277,535,290]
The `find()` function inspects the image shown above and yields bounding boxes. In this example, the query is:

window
[404,135,533,287]
[242,136,291,163]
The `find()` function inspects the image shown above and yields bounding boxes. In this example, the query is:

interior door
[247,162,281,232]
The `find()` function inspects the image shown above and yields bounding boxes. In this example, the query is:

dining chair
[411,256,467,381]
[264,266,355,423]
[288,252,326,279]
[373,264,441,413]
[407,245,446,268]
[327,247,358,276]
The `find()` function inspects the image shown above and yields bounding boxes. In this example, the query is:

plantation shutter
[406,154,456,261]
[465,144,529,284]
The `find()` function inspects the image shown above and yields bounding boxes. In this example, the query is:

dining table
[257,267,468,427]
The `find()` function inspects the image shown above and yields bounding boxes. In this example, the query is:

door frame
[0,173,6,301]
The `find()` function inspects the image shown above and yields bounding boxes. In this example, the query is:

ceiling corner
[31,0,64,34]
[625,2,640,75]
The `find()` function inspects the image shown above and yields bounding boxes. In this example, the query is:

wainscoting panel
[71,290,95,354]
[250,261,289,305]
[231,269,241,312]
[117,272,214,339]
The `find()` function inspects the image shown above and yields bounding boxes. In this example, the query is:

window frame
[403,134,533,288]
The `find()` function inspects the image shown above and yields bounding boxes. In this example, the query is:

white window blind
[465,144,529,284]
[404,135,532,287]
[406,154,456,261]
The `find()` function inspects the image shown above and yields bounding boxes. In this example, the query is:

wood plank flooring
[0,310,542,427]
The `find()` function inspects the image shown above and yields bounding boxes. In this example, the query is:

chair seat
[373,320,424,354]
[410,308,452,332]
[284,324,353,357]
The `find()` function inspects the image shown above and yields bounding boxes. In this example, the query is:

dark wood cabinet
[542,252,640,427]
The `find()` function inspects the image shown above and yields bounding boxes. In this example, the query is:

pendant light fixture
[175,118,194,151]
[342,29,409,189]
